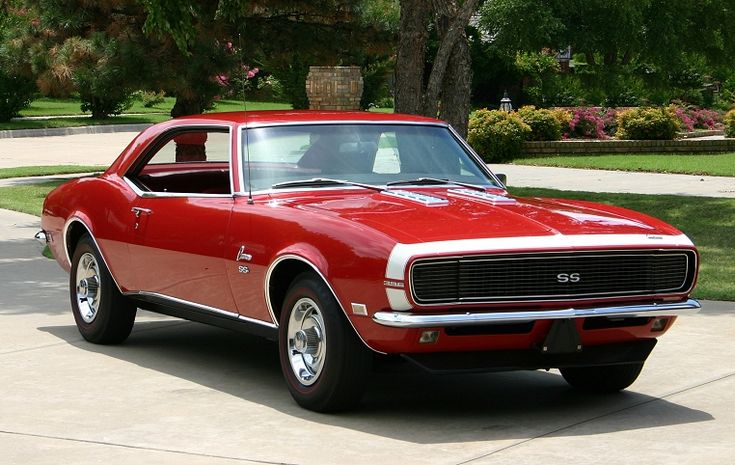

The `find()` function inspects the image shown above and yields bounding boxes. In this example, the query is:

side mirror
[495,173,507,186]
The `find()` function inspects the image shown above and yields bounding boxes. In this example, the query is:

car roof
[172,110,446,127]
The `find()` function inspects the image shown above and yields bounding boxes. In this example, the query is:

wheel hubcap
[75,252,101,323]
[286,298,326,386]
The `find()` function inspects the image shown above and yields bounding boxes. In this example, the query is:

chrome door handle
[131,206,152,218]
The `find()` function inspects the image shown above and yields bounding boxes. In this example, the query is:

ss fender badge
[238,265,250,274]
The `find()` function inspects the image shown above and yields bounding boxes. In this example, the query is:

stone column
[305,66,364,110]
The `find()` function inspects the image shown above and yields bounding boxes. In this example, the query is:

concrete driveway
[1,208,734,464]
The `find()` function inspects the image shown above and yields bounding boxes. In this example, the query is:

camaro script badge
[557,273,581,283]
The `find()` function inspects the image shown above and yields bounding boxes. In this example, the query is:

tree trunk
[171,96,204,118]
[439,35,472,137]
[421,0,480,118]
[395,0,430,115]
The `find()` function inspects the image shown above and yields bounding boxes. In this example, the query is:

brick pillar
[305,66,364,110]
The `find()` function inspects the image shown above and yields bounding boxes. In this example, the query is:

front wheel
[278,273,372,412]
[560,362,644,393]
[70,234,136,344]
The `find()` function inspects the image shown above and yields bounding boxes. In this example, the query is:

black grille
[410,250,696,304]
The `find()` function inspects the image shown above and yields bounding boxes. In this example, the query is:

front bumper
[373,299,701,328]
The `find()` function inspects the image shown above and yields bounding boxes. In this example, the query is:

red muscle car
[37,110,700,411]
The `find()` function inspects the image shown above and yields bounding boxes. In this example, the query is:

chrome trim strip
[385,234,695,281]
[264,253,384,353]
[373,299,702,328]
[122,176,233,199]
[128,291,277,329]
[446,124,507,189]
[239,120,448,130]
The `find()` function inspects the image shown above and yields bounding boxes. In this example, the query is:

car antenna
[239,31,254,204]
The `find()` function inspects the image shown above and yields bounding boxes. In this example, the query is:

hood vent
[382,190,449,207]
[447,188,516,205]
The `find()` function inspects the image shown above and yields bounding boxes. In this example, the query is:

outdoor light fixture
[500,90,513,112]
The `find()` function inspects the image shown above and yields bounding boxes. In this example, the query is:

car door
[124,126,238,313]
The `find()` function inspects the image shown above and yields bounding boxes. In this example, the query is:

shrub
[669,105,695,131]
[689,108,720,129]
[550,108,572,137]
[568,107,607,139]
[725,110,735,138]
[467,109,531,163]
[0,71,36,122]
[134,90,166,108]
[669,105,721,131]
[616,107,679,140]
[517,106,562,141]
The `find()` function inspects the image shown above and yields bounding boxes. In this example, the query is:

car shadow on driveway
[38,318,713,445]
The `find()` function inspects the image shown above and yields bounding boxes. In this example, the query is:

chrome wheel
[75,252,101,323]
[286,297,326,386]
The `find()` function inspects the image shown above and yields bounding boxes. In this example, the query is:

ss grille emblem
[557,273,581,283]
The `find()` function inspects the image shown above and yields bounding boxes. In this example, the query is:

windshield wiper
[386,177,487,192]
[271,177,384,192]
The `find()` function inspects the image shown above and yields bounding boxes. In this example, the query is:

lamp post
[500,90,513,112]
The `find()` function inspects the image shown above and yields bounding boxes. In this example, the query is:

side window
[130,129,231,195]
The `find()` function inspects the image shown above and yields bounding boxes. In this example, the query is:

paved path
[1,207,733,464]
[489,164,735,198]
[0,132,138,168]
[1,131,733,197]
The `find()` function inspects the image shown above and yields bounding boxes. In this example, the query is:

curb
[0,123,152,139]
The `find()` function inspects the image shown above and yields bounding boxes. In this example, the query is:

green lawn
[2,180,730,301]
[0,114,170,131]
[514,153,735,177]
[4,98,293,130]
[0,165,106,179]
[0,181,62,216]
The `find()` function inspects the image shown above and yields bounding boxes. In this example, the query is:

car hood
[282,188,684,244]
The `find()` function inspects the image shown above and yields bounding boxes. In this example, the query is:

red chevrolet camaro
[38,110,700,411]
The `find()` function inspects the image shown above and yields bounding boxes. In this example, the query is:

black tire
[69,234,136,344]
[278,272,372,412]
[560,362,644,393]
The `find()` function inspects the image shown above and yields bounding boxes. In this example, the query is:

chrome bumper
[372,299,701,328]
[34,230,49,245]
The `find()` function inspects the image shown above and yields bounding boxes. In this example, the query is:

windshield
[242,124,499,191]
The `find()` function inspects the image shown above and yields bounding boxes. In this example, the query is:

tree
[479,0,735,105]
[394,0,480,137]
[143,0,395,111]
[0,1,37,121]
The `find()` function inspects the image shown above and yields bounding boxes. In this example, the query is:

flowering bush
[689,108,720,129]
[468,109,532,162]
[568,107,607,139]
[668,105,722,131]
[517,106,562,141]
[669,105,696,131]
[725,110,735,138]
[616,107,679,140]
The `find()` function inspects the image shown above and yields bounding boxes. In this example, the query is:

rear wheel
[560,362,644,393]
[70,234,136,344]
[278,273,372,412]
